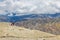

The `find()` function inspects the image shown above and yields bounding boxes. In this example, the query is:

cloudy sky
[0,0,60,15]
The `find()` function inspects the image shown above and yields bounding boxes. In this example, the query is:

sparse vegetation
[0,22,60,40]
[15,18,60,35]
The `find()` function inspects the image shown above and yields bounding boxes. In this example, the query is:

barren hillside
[0,22,55,38]
[0,22,60,40]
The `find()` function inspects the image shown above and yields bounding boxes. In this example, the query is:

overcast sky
[0,0,60,15]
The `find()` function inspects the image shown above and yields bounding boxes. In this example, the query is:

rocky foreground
[0,22,60,40]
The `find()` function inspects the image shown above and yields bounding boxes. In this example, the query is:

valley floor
[0,22,60,40]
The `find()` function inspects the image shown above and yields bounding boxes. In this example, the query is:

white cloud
[0,10,4,13]
[0,10,7,15]
[29,6,37,12]
[0,0,60,15]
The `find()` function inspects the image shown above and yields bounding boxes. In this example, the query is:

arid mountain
[0,13,60,35]
[0,22,55,38]
[1,22,60,40]
[15,17,60,35]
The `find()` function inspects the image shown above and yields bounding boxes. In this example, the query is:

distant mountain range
[0,13,60,22]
